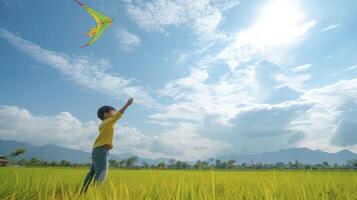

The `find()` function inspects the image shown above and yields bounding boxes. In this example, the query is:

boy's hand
[119,98,133,115]
[126,98,133,106]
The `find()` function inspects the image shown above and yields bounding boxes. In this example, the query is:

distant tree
[263,163,271,169]
[227,160,236,169]
[157,162,166,169]
[209,158,214,167]
[304,164,312,169]
[30,157,40,165]
[174,161,191,169]
[180,162,191,169]
[175,161,183,169]
[7,148,26,164]
[194,160,202,169]
[17,159,27,166]
[255,162,263,169]
[109,159,118,167]
[119,159,126,168]
[346,159,357,169]
[294,160,300,169]
[288,161,293,168]
[49,161,57,166]
[125,156,138,168]
[201,161,209,169]
[221,162,228,169]
[142,161,149,168]
[168,159,175,169]
[215,160,222,169]
[59,160,71,167]
[322,161,329,168]
[10,148,26,158]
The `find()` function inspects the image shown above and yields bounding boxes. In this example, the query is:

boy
[81,98,133,193]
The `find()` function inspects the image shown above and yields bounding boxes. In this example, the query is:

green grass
[1,167,356,200]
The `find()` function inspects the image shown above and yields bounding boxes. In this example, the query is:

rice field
[0,167,356,200]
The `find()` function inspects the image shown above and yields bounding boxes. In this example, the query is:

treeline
[3,148,357,169]
[2,148,89,167]
[6,157,357,169]
[12,157,90,167]
[108,157,357,170]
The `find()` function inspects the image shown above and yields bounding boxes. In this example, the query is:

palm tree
[7,148,26,164]
[125,156,138,168]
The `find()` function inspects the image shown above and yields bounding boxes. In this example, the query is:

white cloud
[1,76,356,158]
[118,122,231,160]
[0,105,156,156]
[291,64,312,73]
[290,78,357,152]
[217,0,316,70]
[0,29,157,107]
[150,122,231,160]
[153,67,252,126]
[216,101,310,154]
[332,118,357,147]
[320,24,340,32]
[175,52,189,64]
[275,73,311,92]
[115,28,141,52]
[154,60,308,126]
[124,0,240,41]
[204,78,357,154]
[0,105,98,151]
[152,57,357,154]
[0,105,229,160]
[343,64,357,72]
[328,64,357,78]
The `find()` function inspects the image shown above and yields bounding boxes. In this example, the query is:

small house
[0,155,8,167]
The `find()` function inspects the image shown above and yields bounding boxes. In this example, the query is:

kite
[74,0,113,47]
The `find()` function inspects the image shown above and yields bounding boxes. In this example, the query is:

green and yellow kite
[74,0,113,47]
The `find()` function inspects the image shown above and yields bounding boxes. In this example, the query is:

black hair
[97,105,116,120]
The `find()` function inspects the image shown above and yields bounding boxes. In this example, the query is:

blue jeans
[81,145,109,193]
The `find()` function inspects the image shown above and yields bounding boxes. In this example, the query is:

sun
[247,0,315,49]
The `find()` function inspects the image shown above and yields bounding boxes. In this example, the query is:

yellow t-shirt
[93,111,122,149]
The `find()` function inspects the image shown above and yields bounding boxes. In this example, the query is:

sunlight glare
[242,0,315,49]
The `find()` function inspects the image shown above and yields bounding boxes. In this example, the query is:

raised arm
[118,98,133,115]
[106,98,133,123]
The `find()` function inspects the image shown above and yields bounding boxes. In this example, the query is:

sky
[0,0,356,160]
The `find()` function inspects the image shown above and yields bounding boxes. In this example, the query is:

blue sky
[0,0,356,160]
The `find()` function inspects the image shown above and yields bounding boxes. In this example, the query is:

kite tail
[81,43,90,48]
[74,0,84,7]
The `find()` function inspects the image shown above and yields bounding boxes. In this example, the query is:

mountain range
[218,148,356,165]
[0,139,356,165]
[0,139,172,165]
